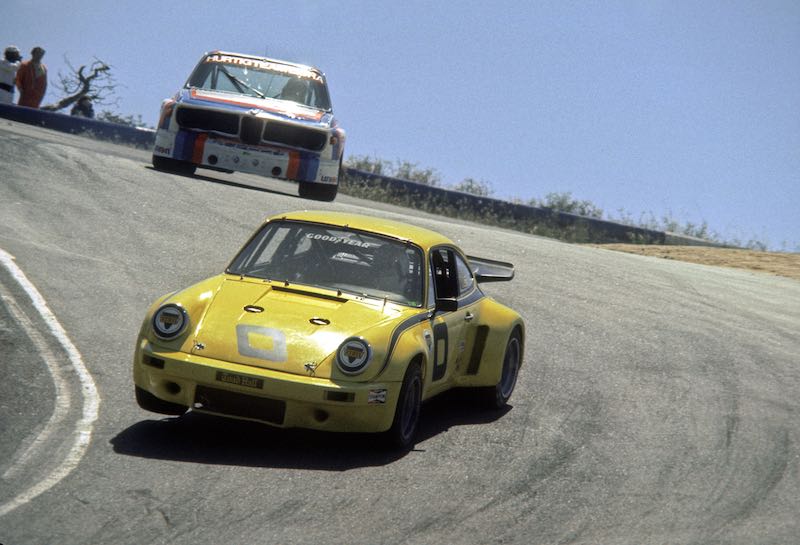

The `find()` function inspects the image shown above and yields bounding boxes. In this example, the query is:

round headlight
[336,337,372,375]
[152,304,188,340]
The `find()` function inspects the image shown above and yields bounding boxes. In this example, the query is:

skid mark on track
[702,427,791,544]
[0,248,100,518]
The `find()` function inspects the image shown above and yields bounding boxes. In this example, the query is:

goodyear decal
[304,233,377,248]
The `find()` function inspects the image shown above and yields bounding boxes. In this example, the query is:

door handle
[464,312,474,322]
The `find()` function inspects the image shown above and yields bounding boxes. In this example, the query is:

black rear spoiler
[467,256,515,283]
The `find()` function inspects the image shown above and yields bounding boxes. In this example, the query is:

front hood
[177,88,333,126]
[189,277,406,379]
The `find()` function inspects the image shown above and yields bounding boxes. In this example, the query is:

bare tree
[41,56,119,112]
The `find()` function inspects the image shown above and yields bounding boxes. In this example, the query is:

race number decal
[432,323,448,381]
[236,325,288,362]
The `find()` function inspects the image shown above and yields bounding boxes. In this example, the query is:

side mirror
[435,298,458,312]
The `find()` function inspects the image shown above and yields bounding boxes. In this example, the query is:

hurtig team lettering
[204,55,323,82]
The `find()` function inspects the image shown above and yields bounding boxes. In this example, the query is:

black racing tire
[383,361,423,449]
[152,154,197,176]
[135,386,188,416]
[298,181,338,202]
[480,329,522,410]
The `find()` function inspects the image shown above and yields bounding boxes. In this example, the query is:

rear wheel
[481,330,522,409]
[384,362,422,449]
[152,154,197,176]
[299,181,338,201]
[135,386,187,416]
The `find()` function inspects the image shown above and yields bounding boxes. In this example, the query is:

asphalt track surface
[1,120,799,545]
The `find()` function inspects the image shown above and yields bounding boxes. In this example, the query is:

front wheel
[152,154,197,176]
[383,362,422,449]
[480,330,522,409]
[298,181,338,202]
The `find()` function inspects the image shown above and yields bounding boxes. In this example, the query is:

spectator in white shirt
[0,46,22,104]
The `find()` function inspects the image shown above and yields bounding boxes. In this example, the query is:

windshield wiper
[218,66,266,99]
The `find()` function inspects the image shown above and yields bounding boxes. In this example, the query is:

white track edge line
[0,249,101,518]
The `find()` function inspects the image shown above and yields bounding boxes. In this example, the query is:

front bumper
[133,340,399,433]
[153,128,340,185]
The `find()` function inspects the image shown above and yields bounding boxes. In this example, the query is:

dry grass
[589,245,800,282]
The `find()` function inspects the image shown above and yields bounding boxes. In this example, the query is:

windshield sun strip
[226,220,424,307]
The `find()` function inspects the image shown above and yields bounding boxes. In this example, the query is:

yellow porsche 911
[133,211,524,448]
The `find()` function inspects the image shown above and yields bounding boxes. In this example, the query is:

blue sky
[4,1,799,250]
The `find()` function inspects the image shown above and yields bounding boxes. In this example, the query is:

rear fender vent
[466,326,490,375]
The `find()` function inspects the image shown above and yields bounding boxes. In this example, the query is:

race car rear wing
[467,256,515,283]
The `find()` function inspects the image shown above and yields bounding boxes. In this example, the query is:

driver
[374,244,411,295]
[279,78,307,103]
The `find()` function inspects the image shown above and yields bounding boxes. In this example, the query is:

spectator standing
[70,95,94,118]
[16,46,47,108]
[0,45,22,104]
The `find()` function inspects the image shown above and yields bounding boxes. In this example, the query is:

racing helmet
[280,78,307,102]
[373,243,412,294]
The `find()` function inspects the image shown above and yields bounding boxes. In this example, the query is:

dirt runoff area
[590,245,800,282]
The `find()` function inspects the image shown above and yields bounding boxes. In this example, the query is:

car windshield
[186,54,332,111]
[227,221,425,307]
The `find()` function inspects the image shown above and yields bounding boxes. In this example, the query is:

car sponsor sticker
[204,54,324,82]
[305,233,376,248]
[216,371,264,389]
[368,389,387,404]
[423,329,433,352]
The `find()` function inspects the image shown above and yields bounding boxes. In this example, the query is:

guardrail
[342,168,723,245]
[0,103,156,148]
[0,103,722,246]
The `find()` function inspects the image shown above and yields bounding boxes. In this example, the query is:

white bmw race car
[152,51,345,201]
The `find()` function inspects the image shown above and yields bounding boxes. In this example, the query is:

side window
[454,253,475,296]
[187,63,213,88]
[430,248,458,300]
[427,262,436,308]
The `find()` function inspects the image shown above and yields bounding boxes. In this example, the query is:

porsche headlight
[152,304,188,340]
[336,337,372,375]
